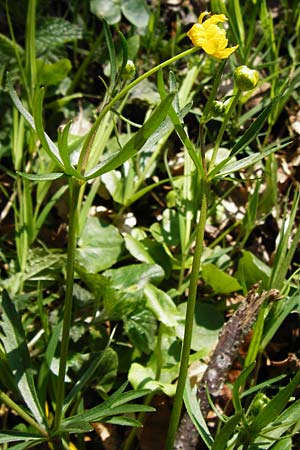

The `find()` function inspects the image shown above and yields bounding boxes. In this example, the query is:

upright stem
[54,179,81,431]
[0,390,48,437]
[209,89,241,169]
[165,180,208,450]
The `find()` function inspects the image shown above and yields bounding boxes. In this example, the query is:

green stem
[53,179,82,431]
[25,0,37,107]
[165,180,208,450]
[77,46,199,174]
[0,390,48,437]
[208,89,241,170]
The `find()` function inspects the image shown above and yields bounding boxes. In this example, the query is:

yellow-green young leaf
[37,58,71,86]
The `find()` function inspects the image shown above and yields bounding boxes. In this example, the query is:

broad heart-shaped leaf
[37,58,72,86]
[144,283,179,327]
[128,362,176,397]
[35,17,83,54]
[236,250,271,289]
[150,208,180,247]
[0,291,45,425]
[202,263,242,294]
[90,0,122,25]
[103,263,164,289]
[124,308,157,354]
[84,92,175,179]
[121,0,150,27]
[176,302,223,352]
[76,217,123,273]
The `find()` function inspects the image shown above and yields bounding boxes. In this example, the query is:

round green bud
[122,60,136,80]
[234,65,259,91]
[211,100,227,117]
[249,393,270,417]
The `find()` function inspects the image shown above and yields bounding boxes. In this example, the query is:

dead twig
[174,284,281,450]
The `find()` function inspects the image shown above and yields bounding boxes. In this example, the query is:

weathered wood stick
[173,285,280,450]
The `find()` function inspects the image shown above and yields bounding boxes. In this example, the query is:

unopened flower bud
[211,100,227,117]
[122,60,136,80]
[234,65,259,91]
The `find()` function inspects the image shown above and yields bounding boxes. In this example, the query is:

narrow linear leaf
[63,403,155,430]
[183,380,214,448]
[0,291,44,425]
[37,320,63,406]
[62,385,151,429]
[103,21,117,92]
[84,92,175,179]
[63,348,117,413]
[104,416,144,427]
[57,121,82,177]
[7,75,63,169]
[0,431,42,444]
[251,370,300,434]
[7,74,36,129]
[16,171,65,181]
[232,363,256,412]
[251,400,300,449]
[230,101,273,157]
[215,145,280,178]
[157,71,206,179]
[33,87,64,167]
[211,411,243,450]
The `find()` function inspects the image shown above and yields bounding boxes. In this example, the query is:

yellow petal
[187,24,207,47]
[198,11,210,24]
[205,14,228,25]
[213,45,239,59]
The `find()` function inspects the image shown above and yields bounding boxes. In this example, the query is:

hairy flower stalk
[187,11,238,59]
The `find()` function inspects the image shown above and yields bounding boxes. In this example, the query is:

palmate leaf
[0,291,45,425]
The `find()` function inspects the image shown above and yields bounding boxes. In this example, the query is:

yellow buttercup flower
[187,11,238,59]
